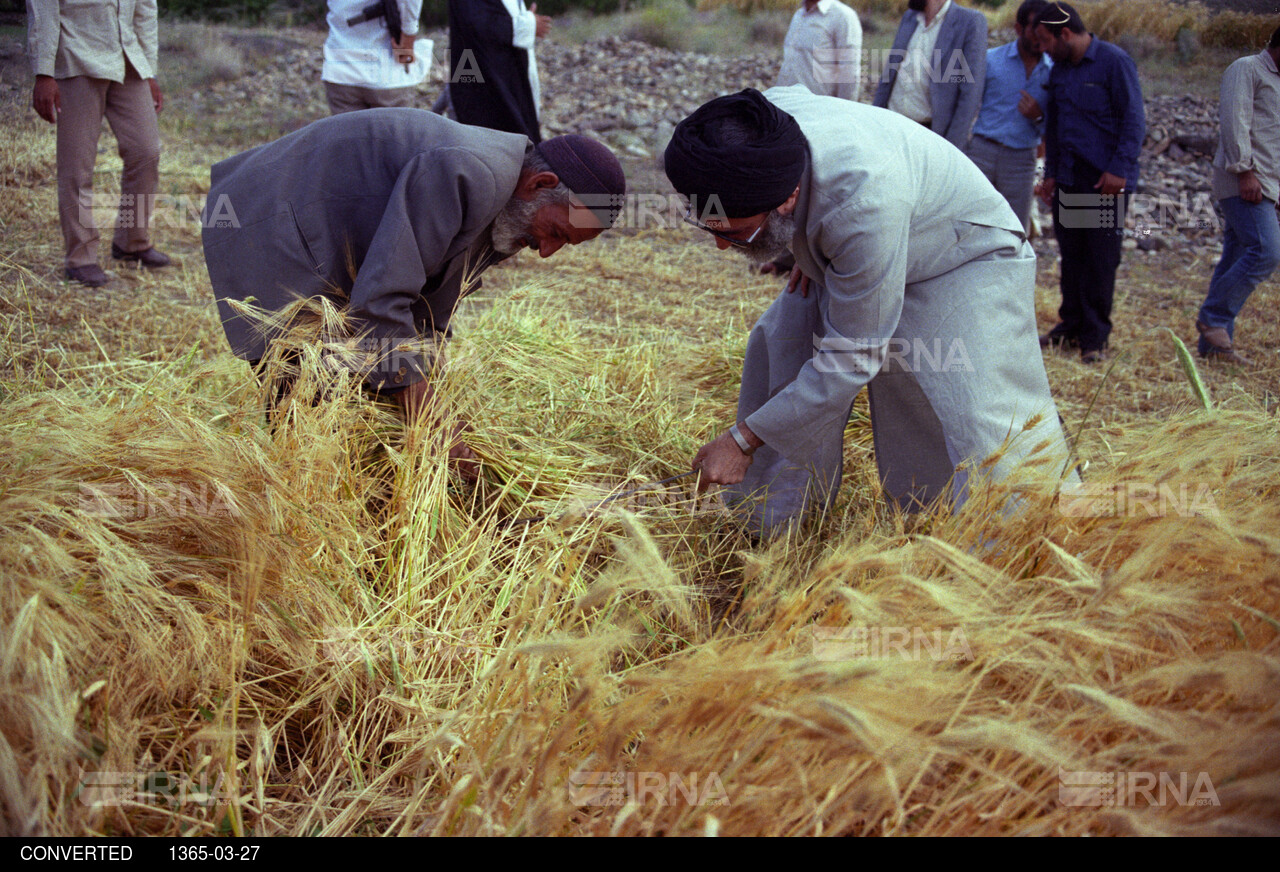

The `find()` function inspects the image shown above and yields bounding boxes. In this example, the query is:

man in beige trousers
[27,0,170,287]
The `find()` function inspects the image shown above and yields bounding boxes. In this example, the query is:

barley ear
[1163,328,1212,411]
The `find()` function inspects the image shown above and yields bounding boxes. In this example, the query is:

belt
[974,133,1033,151]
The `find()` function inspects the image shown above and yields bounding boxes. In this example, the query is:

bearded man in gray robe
[665,87,1074,536]
[203,109,624,471]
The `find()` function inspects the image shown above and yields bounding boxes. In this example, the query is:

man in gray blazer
[203,109,624,465]
[872,0,988,150]
[666,88,1073,536]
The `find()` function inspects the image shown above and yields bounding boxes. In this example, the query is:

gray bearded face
[734,210,796,265]
[491,193,544,255]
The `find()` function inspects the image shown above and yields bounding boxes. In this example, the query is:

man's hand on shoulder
[32,75,59,123]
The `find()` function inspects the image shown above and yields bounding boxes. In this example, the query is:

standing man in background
[764,0,863,279]
[1192,25,1280,367]
[1033,1,1145,364]
[777,0,863,102]
[873,0,988,151]
[967,0,1051,231]
[322,0,433,114]
[27,0,169,288]
[448,0,551,143]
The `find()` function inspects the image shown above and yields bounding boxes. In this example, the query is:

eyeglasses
[682,205,767,248]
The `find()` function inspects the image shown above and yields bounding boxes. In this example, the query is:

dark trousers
[1050,180,1128,353]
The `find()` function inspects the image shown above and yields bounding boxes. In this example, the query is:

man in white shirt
[763,1,862,278]
[322,0,432,114]
[873,0,988,151]
[777,0,863,103]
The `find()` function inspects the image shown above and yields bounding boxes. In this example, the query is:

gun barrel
[345,2,384,26]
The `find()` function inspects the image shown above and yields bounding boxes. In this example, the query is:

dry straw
[3,280,1278,836]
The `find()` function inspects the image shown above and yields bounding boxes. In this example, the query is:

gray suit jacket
[202,109,527,390]
[871,2,987,150]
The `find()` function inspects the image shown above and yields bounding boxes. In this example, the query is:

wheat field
[1,10,1279,837]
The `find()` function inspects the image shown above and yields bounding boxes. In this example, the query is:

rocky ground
[0,12,1266,259]
[169,26,1241,259]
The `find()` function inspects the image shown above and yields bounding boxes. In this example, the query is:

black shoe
[111,244,171,269]
[1039,329,1078,350]
[65,264,110,287]
[1080,348,1107,365]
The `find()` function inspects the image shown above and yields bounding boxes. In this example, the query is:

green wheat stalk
[1163,328,1212,411]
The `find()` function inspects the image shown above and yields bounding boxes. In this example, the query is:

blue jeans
[1197,195,1280,355]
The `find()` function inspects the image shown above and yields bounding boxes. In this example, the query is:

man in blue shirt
[1032,1,1145,364]
[967,0,1051,230]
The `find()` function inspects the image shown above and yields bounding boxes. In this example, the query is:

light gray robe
[730,86,1074,535]
[202,108,528,389]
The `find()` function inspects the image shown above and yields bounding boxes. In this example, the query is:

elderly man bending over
[203,109,625,471]
[666,87,1074,536]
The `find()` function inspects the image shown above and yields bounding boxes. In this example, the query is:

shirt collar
[1261,49,1279,76]
[1077,32,1101,65]
[803,0,835,15]
[915,0,951,30]
[1000,40,1051,74]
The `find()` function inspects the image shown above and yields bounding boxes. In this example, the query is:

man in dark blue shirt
[1032,1,1145,363]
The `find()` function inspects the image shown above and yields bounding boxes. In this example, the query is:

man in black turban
[666,87,1076,536]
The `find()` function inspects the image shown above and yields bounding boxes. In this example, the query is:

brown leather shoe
[65,264,110,287]
[1202,347,1251,366]
[111,244,171,269]
[1196,320,1250,365]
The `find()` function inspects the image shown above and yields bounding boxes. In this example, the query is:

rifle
[346,0,411,72]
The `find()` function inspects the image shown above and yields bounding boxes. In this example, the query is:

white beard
[490,195,542,256]
[734,210,796,265]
